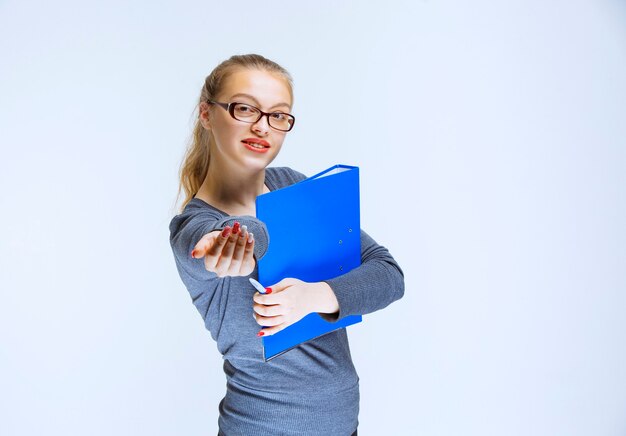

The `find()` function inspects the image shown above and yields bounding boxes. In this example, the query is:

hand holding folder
[256,164,363,361]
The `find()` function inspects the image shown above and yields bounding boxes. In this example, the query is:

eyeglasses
[207,100,296,132]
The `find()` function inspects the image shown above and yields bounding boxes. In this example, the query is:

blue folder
[256,164,363,361]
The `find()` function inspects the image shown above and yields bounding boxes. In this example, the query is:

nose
[251,114,270,136]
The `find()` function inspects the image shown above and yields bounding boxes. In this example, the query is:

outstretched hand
[191,222,256,277]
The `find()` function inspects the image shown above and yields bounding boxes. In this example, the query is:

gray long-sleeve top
[169,167,405,436]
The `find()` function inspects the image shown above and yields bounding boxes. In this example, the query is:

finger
[214,223,239,271]
[253,301,282,318]
[204,227,231,271]
[192,231,219,258]
[230,225,248,271]
[232,221,241,235]
[257,322,287,337]
[254,314,285,327]
[266,277,299,294]
[239,232,256,275]
[204,227,231,258]
[253,291,275,305]
[244,232,255,257]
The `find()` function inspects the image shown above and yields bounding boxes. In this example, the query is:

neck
[197,156,267,214]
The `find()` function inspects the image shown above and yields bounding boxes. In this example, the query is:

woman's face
[200,68,293,173]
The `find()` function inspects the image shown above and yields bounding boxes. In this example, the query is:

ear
[198,102,212,130]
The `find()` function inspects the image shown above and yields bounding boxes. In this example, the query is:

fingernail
[241,225,248,234]
[257,331,265,337]
[248,233,254,243]
[191,249,197,258]
[232,222,240,234]
[265,288,272,294]
[221,226,232,238]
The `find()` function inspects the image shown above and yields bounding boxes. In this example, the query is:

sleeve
[321,229,405,322]
[168,210,269,338]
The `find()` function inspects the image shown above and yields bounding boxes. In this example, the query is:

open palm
[191,222,256,277]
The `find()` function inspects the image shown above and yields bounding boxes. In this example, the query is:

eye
[236,104,254,112]
[270,112,287,120]
[233,103,260,118]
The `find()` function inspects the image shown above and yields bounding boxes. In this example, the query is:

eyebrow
[229,93,292,111]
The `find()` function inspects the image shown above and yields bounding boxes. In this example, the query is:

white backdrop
[1,1,625,435]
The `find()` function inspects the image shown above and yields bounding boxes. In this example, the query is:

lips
[242,138,270,147]
[242,138,270,153]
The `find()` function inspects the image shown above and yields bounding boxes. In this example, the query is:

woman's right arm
[169,211,269,338]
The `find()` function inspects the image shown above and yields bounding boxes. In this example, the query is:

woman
[169,54,404,436]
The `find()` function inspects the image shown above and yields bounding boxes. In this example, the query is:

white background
[1,1,625,435]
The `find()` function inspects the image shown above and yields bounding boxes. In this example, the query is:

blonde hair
[175,54,294,212]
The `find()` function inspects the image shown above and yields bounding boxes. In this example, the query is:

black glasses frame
[207,100,296,132]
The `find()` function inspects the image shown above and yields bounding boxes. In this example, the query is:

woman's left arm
[320,228,405,321]
[252,229,404,335]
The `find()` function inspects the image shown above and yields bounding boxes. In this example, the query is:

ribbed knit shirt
[169,167,405,436]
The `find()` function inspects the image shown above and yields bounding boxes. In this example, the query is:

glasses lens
[232,103,261,121]
[268,113,295,131]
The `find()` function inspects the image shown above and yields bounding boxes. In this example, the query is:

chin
[241,155,276,172]
[250,148,280,167]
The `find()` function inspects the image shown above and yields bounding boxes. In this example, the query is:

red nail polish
[265,288,272,294]
[221,227,232,238]
[257,331,265,337]
[232,222,240,234]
